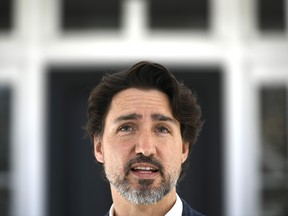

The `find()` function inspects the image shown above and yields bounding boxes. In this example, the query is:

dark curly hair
[86,61,203,179]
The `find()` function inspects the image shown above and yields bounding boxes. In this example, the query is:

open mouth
[130,164,160,179]
[131,166,159,173]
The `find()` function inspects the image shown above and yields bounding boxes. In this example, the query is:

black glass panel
[0,0,12,30]
[47,67,116,216]
[62,0,121,30]
[149,0,209,30]
[257,0,286,31]
[0,188,9,216]
[173,68,223,216]
[0,87,11,172]
[47,65,223,216]
[260,87,288,216]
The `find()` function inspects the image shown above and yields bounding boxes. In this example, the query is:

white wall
[0,0,288,215]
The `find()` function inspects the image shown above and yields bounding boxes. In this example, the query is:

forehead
[107,88,173,118]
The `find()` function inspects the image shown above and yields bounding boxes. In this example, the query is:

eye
[118,124,134,133]
[155,126,170,134]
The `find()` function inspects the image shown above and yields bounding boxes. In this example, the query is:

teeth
[134,166,156,171]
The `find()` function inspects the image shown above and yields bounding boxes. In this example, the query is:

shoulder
[181,199,205,216]
[103,212,109,216]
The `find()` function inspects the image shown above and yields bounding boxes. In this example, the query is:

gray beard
[109,174,178,205]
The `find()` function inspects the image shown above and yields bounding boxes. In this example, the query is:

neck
[111,186,177,216]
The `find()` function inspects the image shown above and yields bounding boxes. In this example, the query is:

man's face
[94,88,189,204]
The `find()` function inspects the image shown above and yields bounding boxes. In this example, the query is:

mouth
[130,163,160,179]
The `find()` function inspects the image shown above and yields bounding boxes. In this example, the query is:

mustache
[124,154,164,176]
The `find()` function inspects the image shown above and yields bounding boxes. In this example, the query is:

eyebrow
[114,113,177,124]
[151,113,177,124]
[114,113,142,123]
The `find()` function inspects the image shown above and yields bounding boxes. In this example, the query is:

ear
[181,142,189,163]
[94,136,104,163]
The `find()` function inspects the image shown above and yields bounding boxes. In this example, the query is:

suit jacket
[104,198,204,216]
[181,199,204,216]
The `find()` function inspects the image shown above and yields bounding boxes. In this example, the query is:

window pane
[0,87,11,172]
[257,0,286,32]
[260,87,288,216]
[149,0,209,30]
[62,0,121,30]
[0,0,12,30]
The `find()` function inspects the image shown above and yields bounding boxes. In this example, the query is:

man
[86,61,204,216]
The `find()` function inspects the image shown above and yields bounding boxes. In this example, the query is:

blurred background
[0,0,288,216]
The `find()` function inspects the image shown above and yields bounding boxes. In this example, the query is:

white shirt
[108,193,183,216]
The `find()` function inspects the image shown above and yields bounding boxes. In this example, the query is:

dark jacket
[181,199,204,216]
[104,199,204,216]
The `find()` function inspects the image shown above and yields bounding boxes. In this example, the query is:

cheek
[102,138,132,169]
[166,137,183,155]
[159,140,183,167]
[103,150,124,178]
[105,134,136,156]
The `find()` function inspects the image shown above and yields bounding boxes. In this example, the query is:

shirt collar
[108,193,183,216]
[165,193,183,216]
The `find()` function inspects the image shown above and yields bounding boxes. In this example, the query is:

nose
[135,129,156,156]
